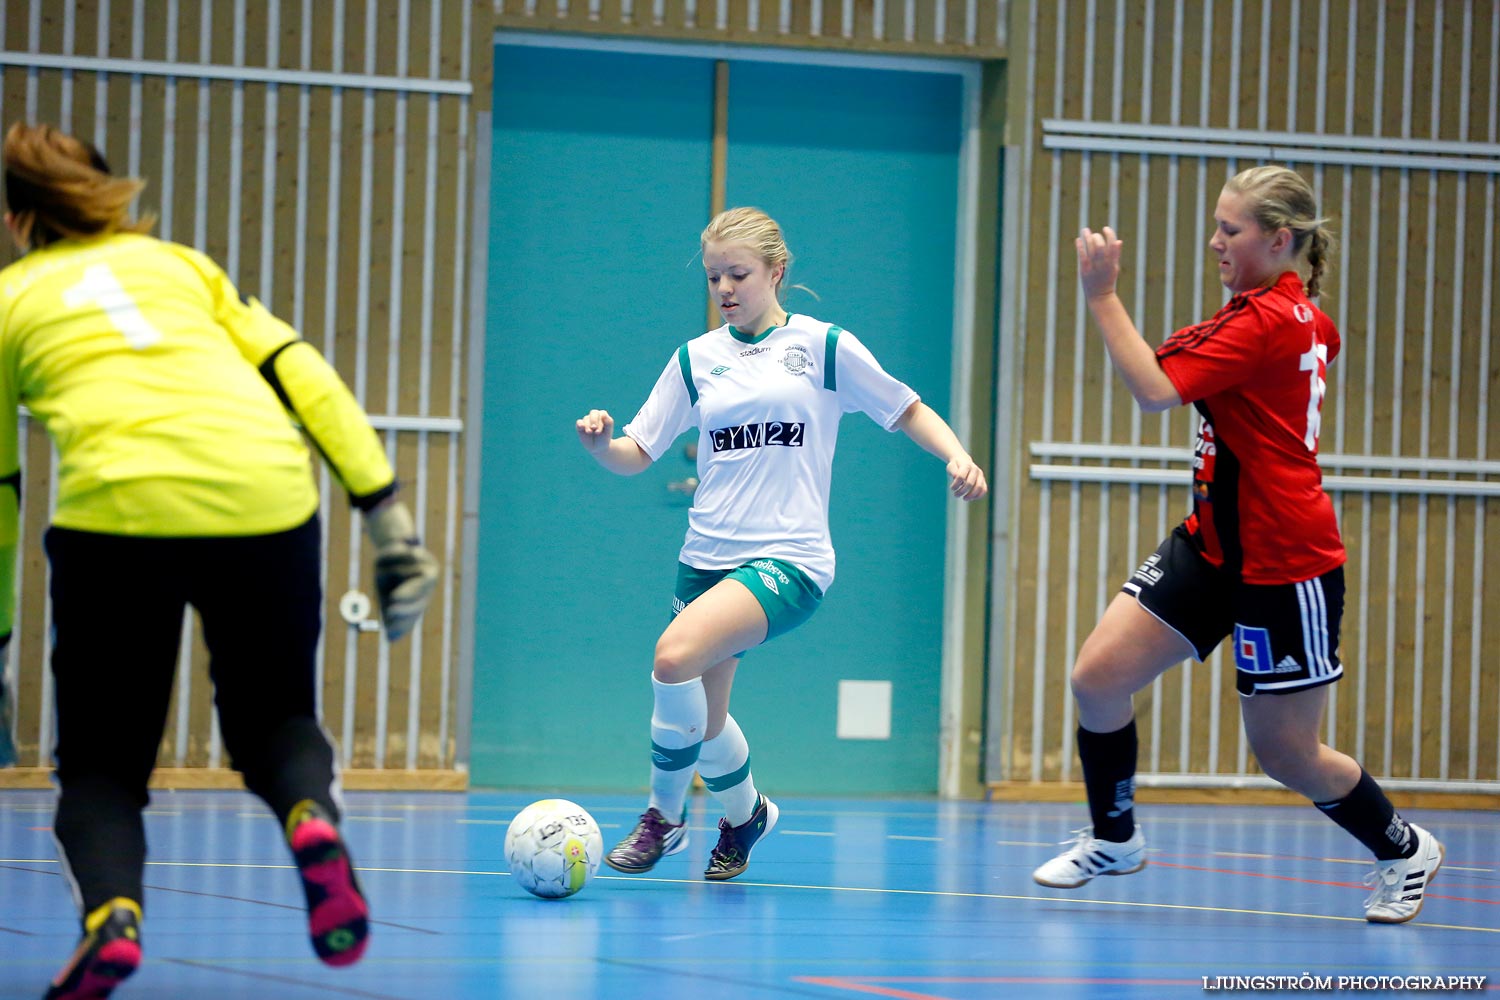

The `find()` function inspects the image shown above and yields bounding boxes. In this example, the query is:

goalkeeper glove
[363,500,439,641]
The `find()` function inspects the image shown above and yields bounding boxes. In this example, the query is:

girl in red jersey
[1031,166,1444,924]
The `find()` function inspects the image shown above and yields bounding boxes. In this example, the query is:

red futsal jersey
[1155,271,1346,585]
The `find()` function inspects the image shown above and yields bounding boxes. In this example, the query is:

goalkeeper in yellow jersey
[0,122,440,1000]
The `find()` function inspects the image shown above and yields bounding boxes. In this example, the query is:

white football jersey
[622,314,918,591]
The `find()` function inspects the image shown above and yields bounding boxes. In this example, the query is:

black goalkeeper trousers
[44,515,341,919]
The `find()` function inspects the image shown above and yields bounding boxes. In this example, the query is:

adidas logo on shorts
[1273,655,1301,673]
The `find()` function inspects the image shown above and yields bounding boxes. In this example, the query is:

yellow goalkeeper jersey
[0,232,396,637]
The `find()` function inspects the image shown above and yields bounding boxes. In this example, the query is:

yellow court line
[6,857,1494,934]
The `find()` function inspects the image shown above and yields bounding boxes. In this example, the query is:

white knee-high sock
[696,714,759,827]
[648,676,706,821]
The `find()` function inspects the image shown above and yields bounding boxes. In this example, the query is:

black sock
[1077,721,1138,843]
[54,777,148,917]
[1315,768,1415,861]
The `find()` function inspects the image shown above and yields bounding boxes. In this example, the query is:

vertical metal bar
[259,2,280,305]
[1319,0,1342,745]
[192,1,211,255]
[411,0,442,770]
[1031,0,1068,783]
[1061,0,1096,783]
[1384,0,1409,779]
[225,0,246,285]
[329,0,358,768]
[934,0,946,43]
[1197,1,1220,774]
[810,0,823,36]
[1256,0,1270,131]
[1443,0,1472,784]
[28,1,51,769]
[450,0,476,769]
[1228,0,1242,130]
[156,1,190,764]
[1406,0,1440,779]
[189,0,224,767]
[966,0,976,47]
[780,0,792,34]
[159,0,179,242]
[840,0,853,38]
[128,0,142,176]
[1482,2,1498,779]
[429,0,451,771]
[381,0,412,771]
[93,0,110,147]
[1288,0,1301,128]
[354,2,385,771]
[1349,0,1371,767]
[871,0,884,39]
[904,0,915,42]
[59,2,75,132]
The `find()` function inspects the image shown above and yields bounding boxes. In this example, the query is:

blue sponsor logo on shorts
[1234,624,1274,674]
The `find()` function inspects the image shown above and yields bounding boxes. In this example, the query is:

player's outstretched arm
[895,402,988,502]
[1076,226,1181,413]
[576,409,653,476]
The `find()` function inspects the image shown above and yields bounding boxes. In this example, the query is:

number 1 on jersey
[63,263,163,350]
[1299,338,1329,451]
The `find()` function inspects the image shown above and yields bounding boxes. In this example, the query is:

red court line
[1151,861,1500,905]
[794,977,1202,999]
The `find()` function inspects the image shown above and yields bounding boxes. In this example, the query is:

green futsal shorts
[671,558,824,650]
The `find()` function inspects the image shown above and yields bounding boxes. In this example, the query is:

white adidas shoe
[1364,823,1444,924]
[1032,826,1147,888]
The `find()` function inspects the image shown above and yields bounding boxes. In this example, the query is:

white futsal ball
[504,799,604,899]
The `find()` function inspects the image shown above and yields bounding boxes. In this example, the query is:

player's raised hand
[576,409,615,454]
[1076,226,1123,300]
[947,456,988,502]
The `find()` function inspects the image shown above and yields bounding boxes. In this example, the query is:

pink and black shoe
[287,800,370,967]
[45,898,142,1000]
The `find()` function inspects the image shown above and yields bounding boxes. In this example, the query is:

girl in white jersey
[577,207,986,880]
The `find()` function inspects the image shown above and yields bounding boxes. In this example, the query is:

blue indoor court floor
[0,789,1494,999]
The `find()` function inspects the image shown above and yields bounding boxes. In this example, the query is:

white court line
[4,856,1494,933]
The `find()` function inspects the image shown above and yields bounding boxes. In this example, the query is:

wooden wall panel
[0,0,487,785]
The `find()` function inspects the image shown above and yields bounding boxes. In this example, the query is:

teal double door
[473,41,965,795]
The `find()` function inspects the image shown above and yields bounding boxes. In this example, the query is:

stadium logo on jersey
[1293,303,1315,323]
[710,365,731,375]
[739,346,771,358]
[710,421,806,451]
[782,345,812,375]
[1234,624,1274,674]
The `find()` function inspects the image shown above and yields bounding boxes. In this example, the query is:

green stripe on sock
[651,741,701,772]
[701,757,752,793]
